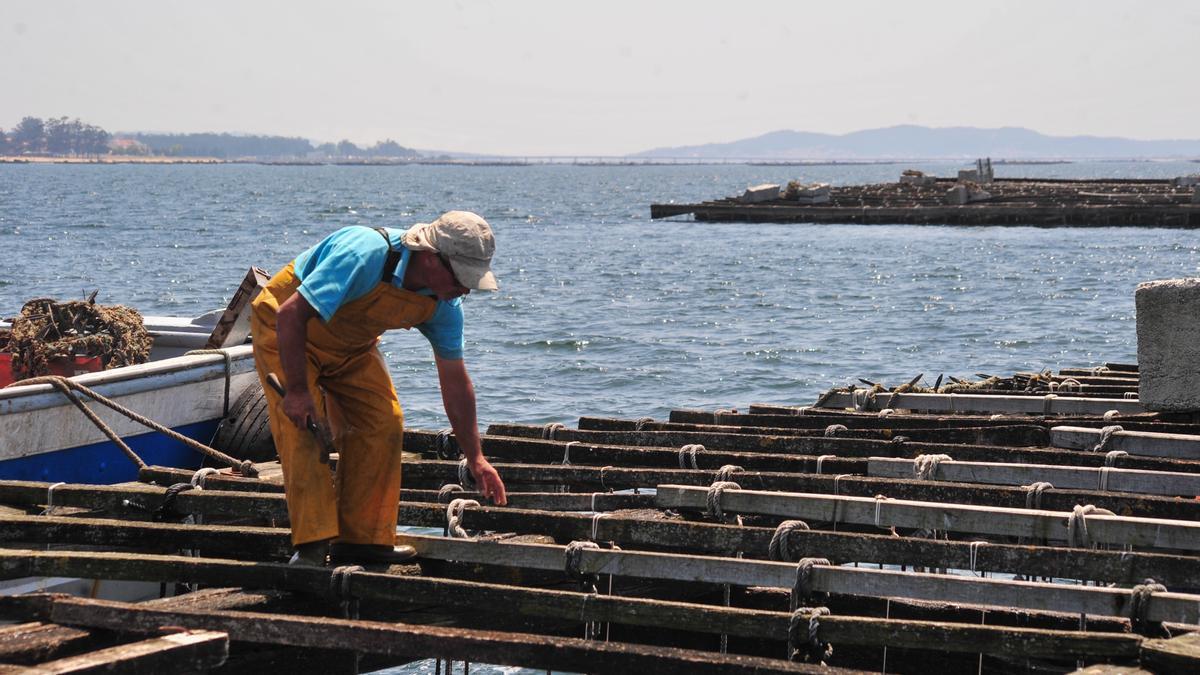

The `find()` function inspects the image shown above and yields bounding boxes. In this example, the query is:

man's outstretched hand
[467,457,508,505]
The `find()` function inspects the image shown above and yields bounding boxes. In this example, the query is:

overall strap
[374,227,404,283]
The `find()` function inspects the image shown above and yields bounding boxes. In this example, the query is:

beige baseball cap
[401,211,499,291]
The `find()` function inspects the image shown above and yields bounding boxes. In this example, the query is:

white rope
[1123,392,1137,400]
[873,495,891,529]
[1102,410,1121,421]
[1099,467,1114,492]
[590,492,602,514]
[1104,450,1128,467]
[678,444,704,470]
[1067,504,1113,549]
[190,467,220,489]
[815,455,835,475]
[1092,425,1124,453]
[445,498,481,538]
[877,408,894,417]
[590,512,609,541]
[42,482,67,516]
[1058,378,1082,392]
[913,454,952,481]
[561,441,579,466]
[1043,393,1058,415]
[968,541,988,575]
[823,424,847,438]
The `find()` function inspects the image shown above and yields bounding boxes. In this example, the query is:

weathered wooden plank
[1052,426,1200,460]
[44,597,834,674]
[403,461,1200,521]
[818,391,1144,416]
[869,457,1200,497]
[0,480,289,520]
[1139,631,1200,673]
[0,623,95,665]
[655,485,1200,551]
[396,534,1200,624]
[0,629,228,674]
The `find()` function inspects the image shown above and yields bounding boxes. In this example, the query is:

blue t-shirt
[292,226,465,360]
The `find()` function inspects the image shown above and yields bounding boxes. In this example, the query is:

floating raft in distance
[650,177,1200,226]
[8,361,1200,671]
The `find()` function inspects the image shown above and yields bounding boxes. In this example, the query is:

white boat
[0,311,262,483]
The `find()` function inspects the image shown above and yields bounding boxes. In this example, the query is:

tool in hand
[266,372,335,466]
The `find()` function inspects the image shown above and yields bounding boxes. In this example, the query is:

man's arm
[435,355,508,505]
[275,293,320,430]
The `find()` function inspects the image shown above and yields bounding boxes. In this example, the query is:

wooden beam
[654,485,1200,551]
[0,623,94,665]
[1052,426,1200,460]
[395,534,1200,624]
[0,629,228,674]
[868,457,1200,497]
[818,391,1144,416]
[43,597,830,675]
[1140,631,1200,673]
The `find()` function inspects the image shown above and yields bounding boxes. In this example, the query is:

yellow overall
[251,262,437,547]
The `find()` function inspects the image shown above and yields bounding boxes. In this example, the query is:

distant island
[634,125,1200,161]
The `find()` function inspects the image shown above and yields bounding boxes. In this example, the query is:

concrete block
[957,169,980,182]
[1136,278,1200,411]
[1174,175,1200,188]
[945,184,968,205]
[741,184,781,204]
[900,174,937,186]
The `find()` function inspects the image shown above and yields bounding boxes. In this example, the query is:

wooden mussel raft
[650,177,1200,227]
[3,363,1200,671]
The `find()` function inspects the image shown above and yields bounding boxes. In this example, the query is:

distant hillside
[634,125,1200,160]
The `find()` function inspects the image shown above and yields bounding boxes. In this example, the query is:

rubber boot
[328,543,417,565]
[288,539,331,567]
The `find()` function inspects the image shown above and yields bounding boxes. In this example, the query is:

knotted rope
[1129,578,1167,635]
[823,424,847,438]
[1067,504,1114,548]
[1055,378,1082,392]
[1023,482,1055,510]
[678,444,704,470]
[435,428,459,459]
[877,408,894,417]
[457,458,475,488]
[714,464,742,483]
[788,607,832,664]
[814,455,835,475]
[913,453,952,481]
[542,422,565,440]
[852,389,875,412]
[564,540,600,580]
[706,481,741,521]
[768,520,810,562]
[189,467,220,489]
[790,558,829,609]
[437,483,465,503]
[8,375,257,477]
[1102,410,1121,422]
[445,498,481,538]
[1092,425,1124,453]
[330,564,364,619]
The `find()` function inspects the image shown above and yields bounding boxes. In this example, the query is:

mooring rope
[445,498,481,538]
[1128,578,1167,633]
[1055,378,1082,392]
[633,417,653,431]
[330,564,364,620]
[1089,365,1110,375]
[768,520,810,562]
[189,467,219,489]
[814,455,835,475]
[877,408,894,417]
[1067,504,1115,548]
[790,558,829,609]
[705,481,741,521]
[714,464,742,483]
[8,375,257,476]
[1042,393,1058,415]
[541,422,565,440]
[823,424,847,438]
[1104,450,1129,467]
[1123,392,1137,400]
[564,540,600,579]
[852,389,875,412]
[435,428,458,459]
[182,349,233,417]
[1092,425,1124,453]
[787,607,832,664]
[456,458,475,488]
[437,483,465,504]
[678,444,704,470]
[1102,410,1121,422]
[968,541,989,576]
[598,466,615,492]
[873,495,892,529]
[913,453,952,481]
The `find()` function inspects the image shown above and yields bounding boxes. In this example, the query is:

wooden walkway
[1,362,1200,672]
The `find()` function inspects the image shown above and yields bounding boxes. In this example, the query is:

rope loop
[1043,393,1058,415]
[564,540,600,580]
[329,564,364,602]
[877,408,894,417]
[768,520,810,562]
[1058,377,1082,392]
[1102,410,1121,422]
[561,441,579,466]
[790,558,830,609]
[814,455,835,475]
[823,424,847,438]
[435,428,459,459]
[787,607,832,664]
[968,540,989,574]
[1023,481,1054,510]
[872,495,892,529]
[678,444,704,470]
[189,467,220,489]
[1129,578,1167,633]
[446,498,481,538]
[42,482,67,516]
[706,481,742,521]
[633,417,654,431]
[437,483,465,504]
[457,458,476,488]
[183,349,233,417]
[852,389,875,412]
[1104,450,1129,467]
[891,436,910,446]
[542,422,565,440]
[1092,425,1124,453]
[913,453,952,481]
[152,482,196,522]
[714,464,743,483]
[1067,504,1114,548]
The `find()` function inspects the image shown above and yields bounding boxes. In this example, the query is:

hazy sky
[5,1,1199,155]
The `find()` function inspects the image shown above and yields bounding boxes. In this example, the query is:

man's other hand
[282,389,319,431]
[468,457,508,505]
